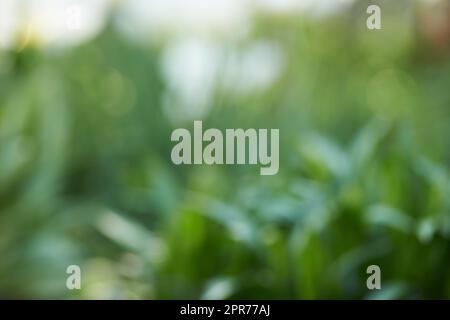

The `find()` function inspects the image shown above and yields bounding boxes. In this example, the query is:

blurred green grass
[0,2,449,299]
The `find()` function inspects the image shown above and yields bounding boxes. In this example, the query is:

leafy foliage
[0,6,449,299]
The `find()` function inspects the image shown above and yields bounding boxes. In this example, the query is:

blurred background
[0,0,449,299]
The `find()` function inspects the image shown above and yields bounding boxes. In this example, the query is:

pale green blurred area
[0,0,450,299]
